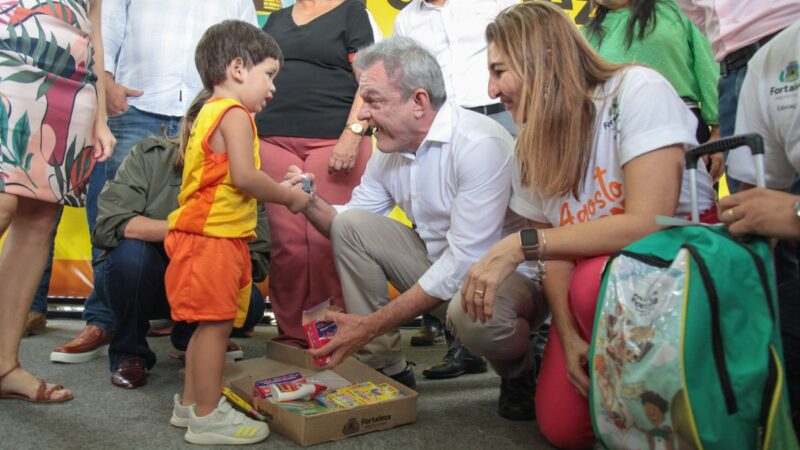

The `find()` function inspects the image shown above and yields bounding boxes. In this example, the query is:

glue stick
[270,382,327,401]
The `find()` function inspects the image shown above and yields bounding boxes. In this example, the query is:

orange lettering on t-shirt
[593,190,607,209]
[608,181,623,199]
[577,204,589,223]
[560,202,576,226]
[558,166,625,227]
[594,166,614,203]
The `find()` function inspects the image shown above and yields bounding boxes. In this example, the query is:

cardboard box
[225,341,417,447]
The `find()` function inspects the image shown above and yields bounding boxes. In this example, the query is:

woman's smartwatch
[519,228,541,260]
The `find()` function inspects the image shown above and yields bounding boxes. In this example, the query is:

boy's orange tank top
[167,98,259,239]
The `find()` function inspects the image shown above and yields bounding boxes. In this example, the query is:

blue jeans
[718,64,748,193]
[100,239,266,371]
[717,65,748,139]
[80,107,180,332]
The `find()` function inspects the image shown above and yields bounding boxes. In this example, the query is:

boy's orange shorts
[164,230,252,328]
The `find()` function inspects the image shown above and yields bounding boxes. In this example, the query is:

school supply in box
[271,382,327,402]
[317,382,406,410]
[589,134,799,450]
[254,371,305,398]
[225,341,417,446]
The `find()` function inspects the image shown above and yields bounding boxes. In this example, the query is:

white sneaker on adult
[184,396,269,445]
[170,393,192,428]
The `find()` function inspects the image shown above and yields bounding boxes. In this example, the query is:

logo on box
[342,418,360,435]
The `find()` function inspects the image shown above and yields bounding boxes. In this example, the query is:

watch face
[349,123,364,134]
[520,228,539,247]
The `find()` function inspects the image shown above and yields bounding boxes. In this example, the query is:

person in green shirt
[584,0,723,180]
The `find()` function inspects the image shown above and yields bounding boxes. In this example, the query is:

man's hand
[719,188,800,240]
[308,311,379,368]
[286,183,313,213]
[105,72,143,116]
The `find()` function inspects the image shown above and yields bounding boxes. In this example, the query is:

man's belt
[466,103,506,115]
[721,30,782,76]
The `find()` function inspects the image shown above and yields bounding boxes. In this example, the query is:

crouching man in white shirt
[287,37,546,420]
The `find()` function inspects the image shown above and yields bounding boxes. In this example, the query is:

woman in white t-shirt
[457,2,716,448]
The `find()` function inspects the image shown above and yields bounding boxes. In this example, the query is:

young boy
[164,20,310,445]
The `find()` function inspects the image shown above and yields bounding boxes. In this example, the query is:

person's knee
[105,239,150,276]
[13,199,60,236]
[239,285,266,331]
[535,377,595,449]
[330,209,373,250]
[447,296,506,357]
[0,193,17,229]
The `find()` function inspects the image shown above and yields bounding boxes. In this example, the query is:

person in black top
[255,0,374,347]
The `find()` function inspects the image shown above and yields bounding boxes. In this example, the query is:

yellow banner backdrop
[4,0,593,297]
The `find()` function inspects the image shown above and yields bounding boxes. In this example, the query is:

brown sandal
[0,361,73,403]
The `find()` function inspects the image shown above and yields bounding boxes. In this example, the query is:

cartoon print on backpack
[635,391,676,450]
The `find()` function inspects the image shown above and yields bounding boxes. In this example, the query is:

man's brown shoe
[110,358,147,389]
[50,324,112,364]
[23,312,47,337]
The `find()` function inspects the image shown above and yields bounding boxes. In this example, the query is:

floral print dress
[0,0,98,206]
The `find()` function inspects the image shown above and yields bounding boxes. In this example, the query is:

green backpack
[589,224,798,450]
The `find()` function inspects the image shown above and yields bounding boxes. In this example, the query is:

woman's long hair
[171,89,212,173]
[585,0,659,49]
[487,1,624,198]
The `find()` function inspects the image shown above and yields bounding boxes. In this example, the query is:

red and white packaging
[302,298,340,367]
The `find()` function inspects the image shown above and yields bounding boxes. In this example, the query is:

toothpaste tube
[270,382,327,402]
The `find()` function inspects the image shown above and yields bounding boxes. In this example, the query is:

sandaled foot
[0,363,73,403]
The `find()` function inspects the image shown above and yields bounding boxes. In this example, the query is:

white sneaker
[170,394,192,428]
[184,396,269,445]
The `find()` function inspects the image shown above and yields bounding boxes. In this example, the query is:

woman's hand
[93,120,116,162]
[561,329,590,397]
[328,133,361,174]
[460,234,525,323]
[702,126,724,181]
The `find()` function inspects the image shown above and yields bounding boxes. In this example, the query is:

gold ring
[474,289,485,299]
[727,208,736,219]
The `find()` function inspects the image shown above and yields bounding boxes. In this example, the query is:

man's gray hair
[354,36,447,109]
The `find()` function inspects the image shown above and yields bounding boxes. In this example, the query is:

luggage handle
[685,133,766,222]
